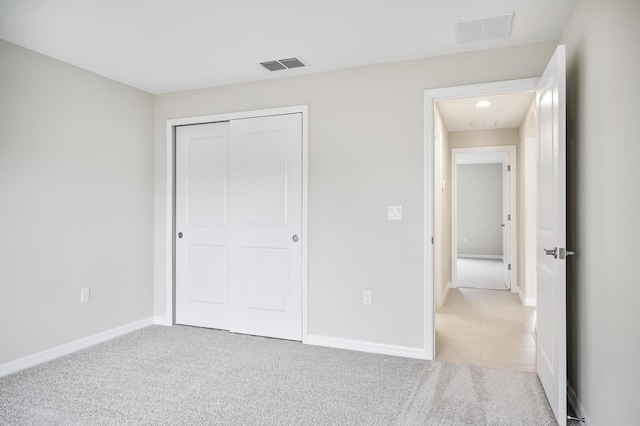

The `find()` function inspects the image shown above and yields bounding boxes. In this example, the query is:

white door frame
[450,145,517,292]
[164,105,309,341]
[424,79,537,360]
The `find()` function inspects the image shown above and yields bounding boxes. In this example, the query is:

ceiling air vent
[260,61,287,71]
[260,56,307,72]
[469,120,499,128]
[454,12,514,44]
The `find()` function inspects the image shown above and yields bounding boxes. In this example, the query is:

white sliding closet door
[175,121,231,330]
[175,113,303,341]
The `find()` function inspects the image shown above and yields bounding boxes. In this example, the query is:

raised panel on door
[242,130,288,227]
[187,134,228,226]
[175,121,231,329]
[536,261,554,368]
[242,247,288,312]
[229,114,302,341]
[537,84,558,376]
[187,245,227,304]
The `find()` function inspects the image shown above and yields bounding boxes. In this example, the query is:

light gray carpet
[457,258,508,291]
[0,326,558,425]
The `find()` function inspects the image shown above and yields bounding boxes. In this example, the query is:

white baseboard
[0,317,154,378]
[518,289,537,306]
[154,316,173,326]
[568,382,591,426]
[305,334,426,360]
[457,254,503,260]
[441,282,452,306]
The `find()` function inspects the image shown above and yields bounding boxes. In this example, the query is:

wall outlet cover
[388,206,402,221]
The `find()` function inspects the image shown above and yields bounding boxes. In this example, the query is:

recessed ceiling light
[475,100,492,108]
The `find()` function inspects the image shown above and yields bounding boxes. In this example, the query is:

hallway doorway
[451,147,516,292]
[425,78,540,374]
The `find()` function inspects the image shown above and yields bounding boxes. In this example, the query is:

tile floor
[435,287,537,372]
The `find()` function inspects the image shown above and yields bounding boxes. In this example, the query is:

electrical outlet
[80,288,90,303]
[363,291,372,305]
[387,206,402,221]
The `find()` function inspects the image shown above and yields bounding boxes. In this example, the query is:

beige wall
[0,40,155,365]
[154,42,556,349]
[517,99,537,303]
[449,128,519,149]
[561,0,640,423]
[433,107,451,307]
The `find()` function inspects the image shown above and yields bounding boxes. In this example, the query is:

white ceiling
[0,0,575,94]
[437,91,535,132]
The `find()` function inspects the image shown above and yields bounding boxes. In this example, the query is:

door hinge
[431,236,434,244]
[507,165,511,172]
[508,264,512,270]
[508,214,511,221]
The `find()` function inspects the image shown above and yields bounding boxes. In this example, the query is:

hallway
[456,258,508,290]
[436,288,536,372]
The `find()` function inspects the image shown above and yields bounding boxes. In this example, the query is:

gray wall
[0,40,154,364]
[154,42,557,350]
[517,101,537,302]
[561,0,640,423]
[457,164,503,256]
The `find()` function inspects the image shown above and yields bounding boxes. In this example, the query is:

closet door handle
[292,235,299,242]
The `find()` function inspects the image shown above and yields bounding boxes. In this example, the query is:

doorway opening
[452,146,516,292]
[425,46,566,425]
[424,79,539,367]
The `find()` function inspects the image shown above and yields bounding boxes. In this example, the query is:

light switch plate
[80,288,90,303]
[388,206,402,220]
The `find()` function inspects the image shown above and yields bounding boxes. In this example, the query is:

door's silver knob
[292,235,299,242]
[178,232,183,239]
[544,247,557,258]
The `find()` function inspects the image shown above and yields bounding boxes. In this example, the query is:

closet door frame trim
[165,105,309,341]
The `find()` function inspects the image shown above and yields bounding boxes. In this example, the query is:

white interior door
[536,45,567,426]
[228,114,302,340]
[175,121,231,330]
[502,161,511,289]
[175,113,303,341]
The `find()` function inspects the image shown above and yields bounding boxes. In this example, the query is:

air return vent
[260,61,287,71]
[454,12,514,44]
[260,56,307,72]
